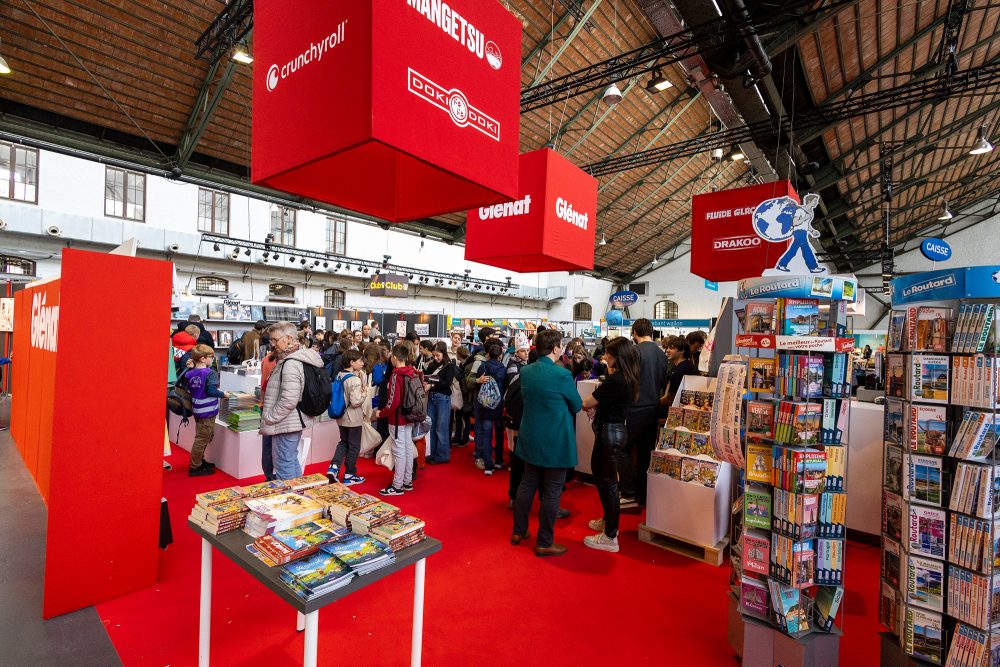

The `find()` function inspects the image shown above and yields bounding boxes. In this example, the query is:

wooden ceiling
[1,0,997,278]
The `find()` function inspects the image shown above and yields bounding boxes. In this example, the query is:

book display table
[189,521,441,666]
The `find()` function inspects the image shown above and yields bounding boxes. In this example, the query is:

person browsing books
[374,343,418,496]
[327,350,369,486]
[621,319,668,508]
[662,338,699,408]
[580,337,641,553]
[474,339,508,475]
[512,329,583,557]
[185,344,227,476]
[423,341,457,465]
[686,330,707,369]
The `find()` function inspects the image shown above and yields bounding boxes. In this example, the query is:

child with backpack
[374,343,425,496]
[474,339,507,476]
[326,350,369,486]
[185,344,226,476]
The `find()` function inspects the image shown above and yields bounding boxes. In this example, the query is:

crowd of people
[169,314,709,557]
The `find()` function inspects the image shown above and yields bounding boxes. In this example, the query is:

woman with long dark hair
[580,336,640,552]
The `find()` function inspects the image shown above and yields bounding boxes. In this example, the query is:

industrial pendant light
[602,83,623,105]
[938,200,953,221]
[730,147,746,161]
[0,37,11,75]
[651,255,659,267]
[645,69,672,93]
[598,233,607,246]
[969,125,994,155]
[231,47,253,64]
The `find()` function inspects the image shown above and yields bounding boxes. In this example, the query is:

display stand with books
[643,375,733,565]
[726,274,857,666]
[878,266,1000,667]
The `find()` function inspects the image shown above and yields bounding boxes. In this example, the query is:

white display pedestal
[168,413,341,479]
[574,380,599,474]
[645,463,734,548]
[845,399,883,536]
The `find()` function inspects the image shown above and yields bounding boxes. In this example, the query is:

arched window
[0,256,36,275]
[654,300,679,320]
[573,302,592,322]
[324,289,345,309]
[195,276,229,294]
[269,283,295,301]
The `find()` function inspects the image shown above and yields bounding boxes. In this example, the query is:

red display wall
[11,249,172,618]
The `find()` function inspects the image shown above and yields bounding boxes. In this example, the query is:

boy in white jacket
[327,350,369,485]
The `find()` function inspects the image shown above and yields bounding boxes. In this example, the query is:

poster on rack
[396,320,408,337]
[0,297,13,332]
[414,323,430,336]
[251,0,521,221]
[710,360,747,467]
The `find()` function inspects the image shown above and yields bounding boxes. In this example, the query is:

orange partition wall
[11,249,172,618]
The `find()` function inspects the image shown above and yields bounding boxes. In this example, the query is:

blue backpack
[328,373,355,419]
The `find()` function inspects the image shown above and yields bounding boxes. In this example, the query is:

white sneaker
[475,458,486,470]
[583,533,619,553]
[588,518,605,532]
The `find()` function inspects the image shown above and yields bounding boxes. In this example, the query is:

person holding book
[581,337,641,552]
[622,318,668,507]
[423,341,458,465]
[374,343,419,496]
[512,329,582,557]
[185,344,226,476]
[261,321,325,480]
[327,350,369,486]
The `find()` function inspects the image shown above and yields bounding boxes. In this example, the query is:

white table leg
[296,610,305,632]
[199,538,212,667]
[411,558,426,667]
[303,610,319,667]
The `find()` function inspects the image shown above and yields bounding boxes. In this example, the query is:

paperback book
[909,405,947,455]
[883,445,904,495]
[887,310,907,352]
[880,581,901,635]
[746,443,773,483]
[748,357,777,393]
[746,400,776,443]
[915,307,952,353]
[744,486,772,530]
[911,354,950,404]
[904,606,944,665]
[813,585,845,631]
[907,555,945,612]
[887,355,908,399]
[781,298,820,336]
[740,576,769,617]
[907,505,946,559]
[746,301,776,335]
[882,490,905,542]
[881,536,903,588]
[948,411,999,460]
[907,455,944,507]
[743,529,770,575]
[884,399,905,446]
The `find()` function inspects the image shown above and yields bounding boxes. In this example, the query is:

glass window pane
[215,193,228,234]
[0,144,11,198]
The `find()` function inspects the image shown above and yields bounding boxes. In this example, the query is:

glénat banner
[464,148,597,272]
[369,273,409,298]
[251,0,522,221]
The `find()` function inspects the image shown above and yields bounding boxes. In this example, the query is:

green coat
[517,356,583,469]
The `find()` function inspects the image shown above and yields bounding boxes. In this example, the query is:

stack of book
[251,518,352,566]
[303,483,350,508]
[219,392,259,421]
[278,551,356,600]
[240,480,289,499]
[370,515,427,552]
[350,502,400,535]
[317,534,396,575]
[189,499,248,535]
[227,410,261,432]
[243,493,326,537]
[326,491,380,528]
[282,473,331,492]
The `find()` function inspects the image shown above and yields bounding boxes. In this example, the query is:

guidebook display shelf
[726,275,856,661]
[878,266,1000,667]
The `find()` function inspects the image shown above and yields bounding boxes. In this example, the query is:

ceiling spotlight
[323,261,329,268]
[598,233,607,246]
[970,125,994,155]
[730,147,746,161]
[344,264,350,272]
[313,260,320,267]
[0,37,10,75]
[711,148,724,160]
[229,248,241,260]
[645,69,672,93]
[652,255,659,267]
[363,267,369,274]
[602,83,623,105]
[213,243,221,252]
[231,46,254,64]
[244,248,251,256]
[938,200,953,220]
[335,263,342,270]
[273,253,280,260]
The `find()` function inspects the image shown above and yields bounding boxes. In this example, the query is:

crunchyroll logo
[264,20,347,93]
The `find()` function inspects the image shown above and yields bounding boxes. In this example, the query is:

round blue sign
[605,310,624,326]
[920,238,952,262]
[609,290,639,306]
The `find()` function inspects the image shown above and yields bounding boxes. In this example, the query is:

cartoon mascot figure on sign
[752,193,826,274]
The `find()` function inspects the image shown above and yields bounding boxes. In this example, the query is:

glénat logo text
[479,194,531,220]
[31,291,58,353]
[555,197,588,230]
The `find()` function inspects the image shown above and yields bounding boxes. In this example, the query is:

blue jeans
[474,411,504,470]
[427,393,452,462]
[272,431,302,480]
[261,434,275,480]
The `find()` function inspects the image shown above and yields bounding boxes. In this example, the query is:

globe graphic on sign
[993,269,1000,284]
[752,196,800,242]
[605,310,624,326]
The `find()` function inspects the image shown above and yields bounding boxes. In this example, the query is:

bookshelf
[726,275,856,658]
[879,266,1000,667]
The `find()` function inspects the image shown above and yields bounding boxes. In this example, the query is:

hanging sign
[691,181,797,282]
[251,0,521,221]
[737,275,858,302]
[368,273,409,297]
[920,238,952,262]
[704,280,719,291]
[609,290,639,306]
[464,148,597,272]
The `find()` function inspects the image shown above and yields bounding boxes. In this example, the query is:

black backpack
[228,338,245,365]
[400,372,428,423]
[167,371,194,423]
[283,360,333,417]
[503,375,523,430]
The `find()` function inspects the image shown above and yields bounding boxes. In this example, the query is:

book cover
[904,606,943,665]
[915,307,952,353]
[744,487,772,530]
[907,455,943,507]
[748,357,777,393]
[743,530,770,575]
[690,433,711,457]
[674,431,693,455]
[911,354,950,404]
[680,456,698,482]
[793,540,816,588]
[270,519,351,551]
[910,405,947,455]
[884,445,904,494]
[697,460,720,487]
[885,399,905,446]
[666,406,685,428]
[880,581,900,634]
[907,555,945,612]
[664,453,682,479]
[887,355,908,399]
[656,425,677,451]
[746,302,776,335]
[318,534,393,569]
[679,390,698,408]
[746,443,773,483]
[908,505,946,559]
[791,403,823,446]
[740,576,769,616]
[801,357,825,398]
[883,490,904,541]
[280,551,354,589]
[782,298,820,336]
[746,400,775,442]
[813,586,845,631]
[882,536,903,588]
[887,310,907,352]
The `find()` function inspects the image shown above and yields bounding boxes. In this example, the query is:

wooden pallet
[637,523,728,566]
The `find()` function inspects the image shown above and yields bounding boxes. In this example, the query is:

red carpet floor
[96,440,881,665]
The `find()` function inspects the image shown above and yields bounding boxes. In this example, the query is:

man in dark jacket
[173,315,216,348]
[623,318,668,507]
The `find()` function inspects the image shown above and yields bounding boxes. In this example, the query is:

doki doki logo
[407,69,500,141]
[31,291,59,353]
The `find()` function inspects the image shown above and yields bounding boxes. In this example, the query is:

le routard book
[904,606,943,665]
[746,301,776,335]
[915,307,952,352]
[907,455,943,507]
[883,445,904,495]
[880,581,901,635]
[883,489,905,542]
[887,355,908,399]
[887,310,907,352]
[748,357,777,393]
[884,399,906,447]
[781,298,820,336]
[907,554,945,612]
[910,405,948,455]
[882,535,904,588]
[911,355,950,404]
[907,505,946,559]
[746,400,775,442]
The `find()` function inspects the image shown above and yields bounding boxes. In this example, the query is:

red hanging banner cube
[251,0,521,221]
[690,181,798,282]
[464,148,598,272]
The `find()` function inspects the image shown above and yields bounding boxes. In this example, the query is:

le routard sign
[369,273,409,297]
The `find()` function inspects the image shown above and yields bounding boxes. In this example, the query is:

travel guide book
[746,302,776,335]
[744,486,772,530]
[781,298,820,336]
[887,310,907,352]
[910,354,950,404]
[748,357,777,393]
[907,554,945,612]
[915,307,952,353]
[746,400,775,442]
[903,606,943,665]
[910,405,948,455]
[887,355,908,399]
[907,505,946,559]
[885,399,905,446]
[883,445,903,495]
